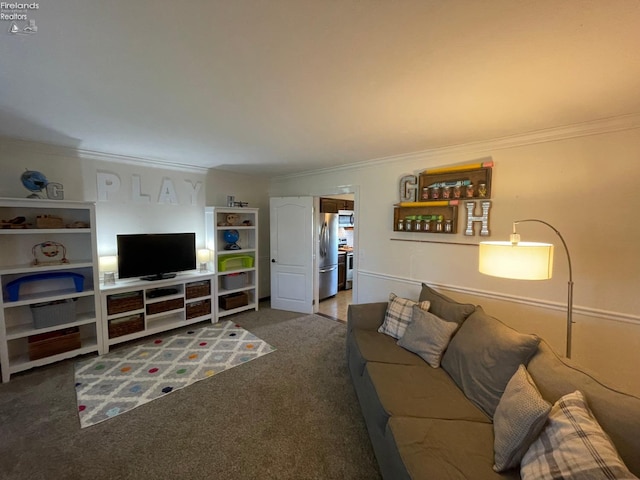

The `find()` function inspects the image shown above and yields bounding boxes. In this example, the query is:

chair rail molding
[357,269,640,327]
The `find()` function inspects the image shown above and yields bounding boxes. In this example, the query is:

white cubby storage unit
[0,198,102,383]
[100,272,215,352]
[204,207,259,318]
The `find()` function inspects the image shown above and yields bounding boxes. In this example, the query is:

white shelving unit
[204,207,259,318]
[100,272,215,352]
[0,198,102,383]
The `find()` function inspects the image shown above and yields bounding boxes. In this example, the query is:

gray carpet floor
[0,303,381,480]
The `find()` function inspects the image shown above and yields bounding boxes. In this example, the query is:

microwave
[338,210,354,227]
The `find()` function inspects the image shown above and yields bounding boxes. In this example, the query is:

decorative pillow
[440,306,540,418]
[521,390,638,480]
[418,283,475,325]
[493,364,551,472]
[377,293,430,339]
[397,305,459,368]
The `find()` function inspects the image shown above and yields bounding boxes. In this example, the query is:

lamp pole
[515,219,574,358]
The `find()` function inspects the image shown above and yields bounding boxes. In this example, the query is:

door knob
[271,259,276,263]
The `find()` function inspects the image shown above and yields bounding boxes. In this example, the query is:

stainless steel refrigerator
[318,212,338,300]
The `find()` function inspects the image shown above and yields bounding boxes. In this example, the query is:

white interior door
[269,196,314,313]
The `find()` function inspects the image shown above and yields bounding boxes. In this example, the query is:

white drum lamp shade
[478,241,554,280]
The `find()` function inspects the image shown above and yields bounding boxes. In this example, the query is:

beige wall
[270,125,640,396]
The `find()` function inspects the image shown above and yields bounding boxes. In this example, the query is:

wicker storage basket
[186,299,211,319]
[31,298,76,329]
[219,292,248,310]
[107,291,144,315]
[35,215,64,229]
[185,280,211,300]
[108,314,144,339]
[146,298,184,315]
[28,327,81,360]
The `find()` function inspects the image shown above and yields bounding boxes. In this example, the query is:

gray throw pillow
[378,293,430,340]
[440,306,540,418]
[493,364,551,472]
[397,305,459,368]
[418,283,475,325]
[521,390,637,480]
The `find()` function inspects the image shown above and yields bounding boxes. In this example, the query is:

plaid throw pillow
[521,390,638,480]
[378,293,430,339]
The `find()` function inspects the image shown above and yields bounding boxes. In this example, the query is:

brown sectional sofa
[346,286,640,479]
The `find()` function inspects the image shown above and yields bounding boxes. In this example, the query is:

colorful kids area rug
[74,321,275,428]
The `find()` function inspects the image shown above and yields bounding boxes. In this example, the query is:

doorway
[317,193,355,317]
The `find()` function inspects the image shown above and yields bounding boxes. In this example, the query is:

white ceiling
[1,0,639,176]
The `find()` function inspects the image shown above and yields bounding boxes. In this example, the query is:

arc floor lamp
[478,219,574,358]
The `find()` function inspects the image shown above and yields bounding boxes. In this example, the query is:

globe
[21,170,48,192]
[223,229,240,244]
[223,229,241,250]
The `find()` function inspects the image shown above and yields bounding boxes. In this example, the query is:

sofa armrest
[347,302,387,332]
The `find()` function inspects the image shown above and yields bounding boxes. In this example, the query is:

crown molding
[274,113,640,180]
[0,136,209,174]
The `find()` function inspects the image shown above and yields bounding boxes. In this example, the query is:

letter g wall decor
[394,160,493,237]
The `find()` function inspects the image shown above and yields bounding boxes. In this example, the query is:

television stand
[100,272,215,352]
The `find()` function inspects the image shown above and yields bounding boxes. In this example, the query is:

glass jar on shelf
[405,216,414,231]
[444,219,453,233]
[478,183,487,198]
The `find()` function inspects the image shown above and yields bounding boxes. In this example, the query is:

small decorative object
[223,230,241,250]
[226,214,239,226]
[1,216,28,229]
[227,195,235,207]
[442,186,452,199]
[397,219,404,231]
[453,185,462,198]
[242,220,252,226]
[478,183,487,197]
[421,187,429,200]
[399,175,418,202]
[430,186,440,200]
[32,241,69,266]
[66,221,90,228]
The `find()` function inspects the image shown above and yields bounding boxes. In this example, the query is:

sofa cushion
[349,328,426,376]
[520,390,638,480]
[493,364,551,472]
[378,293,430,339]
[419,283,475,324]
[397,305,459,368]
[388,416,520,480]
[364,362,491,427]
[441,306,540,418]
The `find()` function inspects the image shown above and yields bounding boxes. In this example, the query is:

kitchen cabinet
[320,198,354,213]
[0,198,102,382]
[338,252,346,291]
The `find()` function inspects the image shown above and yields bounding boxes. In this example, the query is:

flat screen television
[117,233,196,281]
